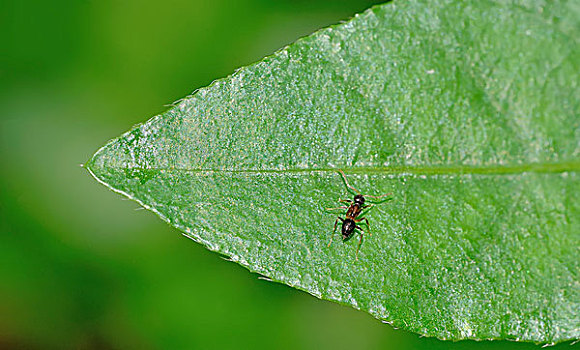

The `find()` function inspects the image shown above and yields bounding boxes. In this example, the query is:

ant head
[353,194,365,205]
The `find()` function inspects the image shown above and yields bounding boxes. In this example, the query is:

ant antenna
[364,193,393,204]
[338,170,360,195]
[338,170,393,202]
[364,193,391,200]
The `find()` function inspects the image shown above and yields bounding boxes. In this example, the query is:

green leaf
[86,0,580,344]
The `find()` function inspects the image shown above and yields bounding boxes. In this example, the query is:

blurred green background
[0,1,577,349]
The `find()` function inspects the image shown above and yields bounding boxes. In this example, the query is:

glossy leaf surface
[87,0,580,343]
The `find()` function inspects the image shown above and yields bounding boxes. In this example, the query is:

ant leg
[328,217,344,247]
[338,198,352,204]
[355,217,371,236]
[325,206,348,211]
[354,226,365,261]
[360,204,374,214]
[338,170,360,195]
[356,205,375,221]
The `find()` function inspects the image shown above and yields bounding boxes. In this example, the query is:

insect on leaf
[86,0,580,344]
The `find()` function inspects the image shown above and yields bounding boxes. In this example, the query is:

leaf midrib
[94,159,580,175]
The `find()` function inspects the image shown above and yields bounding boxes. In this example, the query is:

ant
[326,170,391,260]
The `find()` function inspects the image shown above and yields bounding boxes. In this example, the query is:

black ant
[326,170,391,260]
